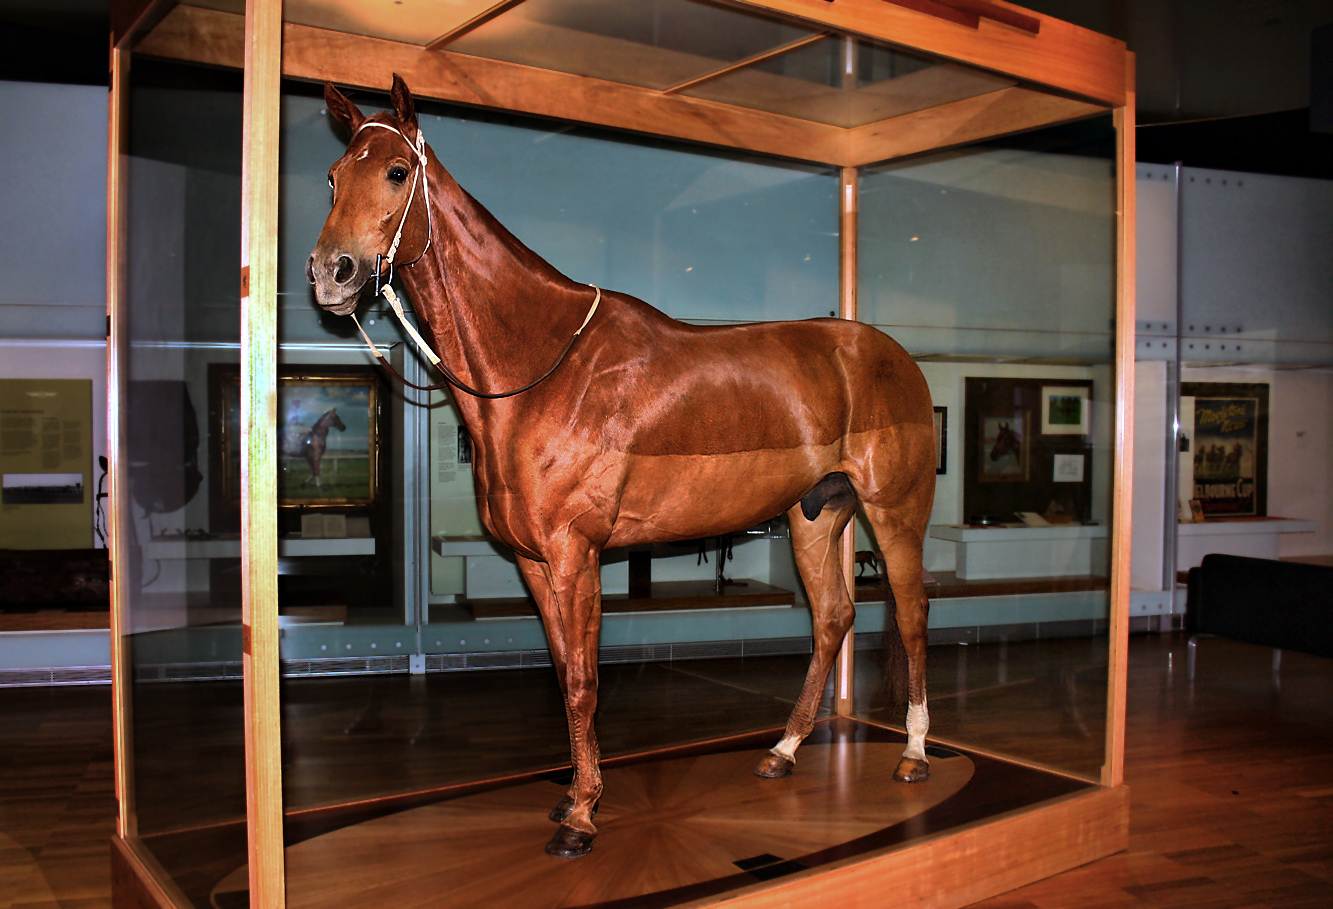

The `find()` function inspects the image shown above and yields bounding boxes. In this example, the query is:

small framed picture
[1041,386,1091,436]
[1052,453,1085,483]
[933,406,947,475]
[1188,499,1206,523]
[979,410,1030,483]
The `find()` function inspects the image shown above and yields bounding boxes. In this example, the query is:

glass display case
[108,1,1135,906]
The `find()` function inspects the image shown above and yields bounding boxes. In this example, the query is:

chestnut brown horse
[297,408,345,488]
[307,76,936,858]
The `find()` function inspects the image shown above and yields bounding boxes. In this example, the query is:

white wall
[0,81,107,338]
[1131,165,1333,602]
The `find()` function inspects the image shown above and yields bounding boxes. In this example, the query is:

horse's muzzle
[307,250,367,315]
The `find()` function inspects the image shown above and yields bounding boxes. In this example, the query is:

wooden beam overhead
[426,0,528,52]
[845,85,1107,167]
[731,0,1125,107]
[934,0,1042,34]
[134,6,1114,168]
[135,5,852,165]
[660,32,829,96]
[110,0,174,50]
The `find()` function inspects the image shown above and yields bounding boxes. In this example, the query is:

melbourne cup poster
[1187,383,1269,518]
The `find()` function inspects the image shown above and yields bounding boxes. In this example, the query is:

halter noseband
[342,118,601,399]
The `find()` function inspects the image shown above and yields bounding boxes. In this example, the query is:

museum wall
[0,80,108,548]
[0,81,107,340]
[1131,163,1333,605]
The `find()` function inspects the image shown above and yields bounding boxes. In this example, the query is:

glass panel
[191,0,501,46]
[683,36,1015,128]
[120,58,247,907]
[1179,167,1333,367]
[278,88,841,822]
[117,28,1121,903]
[854,116,1119,780]
[447,0,818,91]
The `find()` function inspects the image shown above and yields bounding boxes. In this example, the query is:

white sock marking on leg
[771,732,802,764]
[902,697,929,762]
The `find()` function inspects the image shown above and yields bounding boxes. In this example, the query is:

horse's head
[306,75,432,316]
[989,422,1020,461]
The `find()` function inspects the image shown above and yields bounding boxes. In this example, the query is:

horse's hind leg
[755,494,856,778]
[861,503,931,782]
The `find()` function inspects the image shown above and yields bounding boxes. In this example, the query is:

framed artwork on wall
[1182,382,1268,518]
[979,410,1030,482]
[933,406,947,475]
[1041,385,1091,435]
[210,365,383,512]
[963,377,1094,524]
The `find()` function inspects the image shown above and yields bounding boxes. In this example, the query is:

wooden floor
[3,632,1333,908]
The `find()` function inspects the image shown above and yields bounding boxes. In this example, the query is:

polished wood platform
[210,727,1010,908]
[5,633,1333,908]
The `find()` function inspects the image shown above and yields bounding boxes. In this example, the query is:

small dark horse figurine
[299,408,345,488]
[308,77,936,858]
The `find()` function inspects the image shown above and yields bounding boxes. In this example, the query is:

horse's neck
[400,162,588,412]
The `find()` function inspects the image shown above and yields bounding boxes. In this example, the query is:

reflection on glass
[683,36,1014,128]
[859,120,1117,360]
[122,58,248,908]
[854,116,1117,780]
[447,0,817,90]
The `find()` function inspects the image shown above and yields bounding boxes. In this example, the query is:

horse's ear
[324,82,365,133]
[390,73,417,131]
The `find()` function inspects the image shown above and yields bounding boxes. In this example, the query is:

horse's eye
[327,175,335,189]
[388,165,409,185]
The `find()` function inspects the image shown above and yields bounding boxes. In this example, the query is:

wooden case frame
[107,1,1136,906]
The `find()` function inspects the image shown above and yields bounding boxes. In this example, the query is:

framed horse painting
[210,365,382,511]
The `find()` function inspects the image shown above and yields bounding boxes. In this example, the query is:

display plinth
[108,0,1134,903]
[1176,517,1315,571]
[931,524,1110,580]
[199,719,1116,909]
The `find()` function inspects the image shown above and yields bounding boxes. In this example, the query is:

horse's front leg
[516,557,577,824]
[520,549,605,857]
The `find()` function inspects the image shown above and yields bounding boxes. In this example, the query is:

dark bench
[1186,553,1333,678]
[0,548,109,611]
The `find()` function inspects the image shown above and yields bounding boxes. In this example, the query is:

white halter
[344,118,444,369]
[342,118,601,398]
[353,118,433,276]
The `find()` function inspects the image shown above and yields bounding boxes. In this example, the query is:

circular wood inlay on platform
[213,741,972,908]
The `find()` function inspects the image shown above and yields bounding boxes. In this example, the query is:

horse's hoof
[893,756,930,783]
[753,753,794,778]
[546,824,595,858]
[548,796,574,823]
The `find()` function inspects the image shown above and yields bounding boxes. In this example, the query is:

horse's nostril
[333,255,357,286]
[305,254,316,286]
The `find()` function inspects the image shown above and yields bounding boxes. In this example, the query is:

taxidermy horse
[294,408,345,488]
[307,76,936,858]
